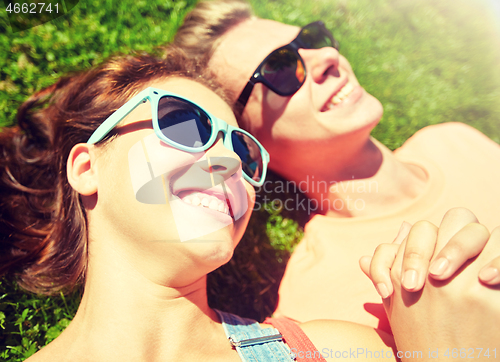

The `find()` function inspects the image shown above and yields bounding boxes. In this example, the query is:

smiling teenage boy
[173,0,500,332]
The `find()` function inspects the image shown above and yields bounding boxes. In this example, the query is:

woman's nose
[202,133,241,183]
[299,46,340,83]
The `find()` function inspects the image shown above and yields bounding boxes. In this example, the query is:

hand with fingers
[360,207,500,298]
[360,208,500,360]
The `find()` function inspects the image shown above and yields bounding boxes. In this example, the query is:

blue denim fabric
[215,309,296,361]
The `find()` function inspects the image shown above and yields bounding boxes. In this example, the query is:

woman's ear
[67,143,99,196]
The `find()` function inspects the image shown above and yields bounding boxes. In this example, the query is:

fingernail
[395,221,411,242]
[397,222,406,235]
[376,283,390,299]
[429,257,449,276]
[479,267,499,282]
[401,221,412,234]
[402,269,418,289]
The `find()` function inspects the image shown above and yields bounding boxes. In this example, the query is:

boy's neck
[281,137,428,217]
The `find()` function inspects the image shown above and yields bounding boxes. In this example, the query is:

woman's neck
[45,243,234,362]
[278,137,428,217]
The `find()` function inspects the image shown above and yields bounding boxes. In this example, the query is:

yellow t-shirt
[275,123,500,333]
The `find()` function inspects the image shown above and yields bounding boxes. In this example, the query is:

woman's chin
[184,227,237,263]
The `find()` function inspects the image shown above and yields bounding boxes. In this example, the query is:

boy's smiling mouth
[321,79,355,111]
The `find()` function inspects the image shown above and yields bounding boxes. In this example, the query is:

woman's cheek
[127,134,202,197]
[139,133,202,177]
[246,182,256,209]
[235,182,255,241]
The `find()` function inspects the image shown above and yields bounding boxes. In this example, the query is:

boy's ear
[67,143,98,196]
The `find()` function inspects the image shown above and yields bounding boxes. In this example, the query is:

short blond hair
[173,0,253,65]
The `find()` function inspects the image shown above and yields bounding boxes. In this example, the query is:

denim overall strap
[215,310,296,362]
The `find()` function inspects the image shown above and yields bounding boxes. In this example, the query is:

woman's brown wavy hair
[0,48,226,294]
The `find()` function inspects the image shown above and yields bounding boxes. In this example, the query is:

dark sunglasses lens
[157,97,212,148]
[231,131,264,183]
[300,23,335,49]
[260,48,305,94]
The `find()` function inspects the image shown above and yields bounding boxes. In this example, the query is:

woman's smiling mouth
[176,190,234,218]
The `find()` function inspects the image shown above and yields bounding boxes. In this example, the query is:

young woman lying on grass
[0,49,499,362]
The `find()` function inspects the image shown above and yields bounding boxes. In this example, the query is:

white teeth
[331,95,341,104]
[329,81,354,106]
[178,191,230,216]
[209,199,219,210]
[340,82,354,96]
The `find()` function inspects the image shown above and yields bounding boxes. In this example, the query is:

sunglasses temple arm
[236,80,256,108]
[87,90,151,144]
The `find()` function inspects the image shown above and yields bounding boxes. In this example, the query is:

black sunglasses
[236,21,339,109]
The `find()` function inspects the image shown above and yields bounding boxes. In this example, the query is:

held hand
[362,208,500,360]
[360,208,500,299]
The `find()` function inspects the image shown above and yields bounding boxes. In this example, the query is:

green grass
[0,280,80,361]
[1,0,500,359]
